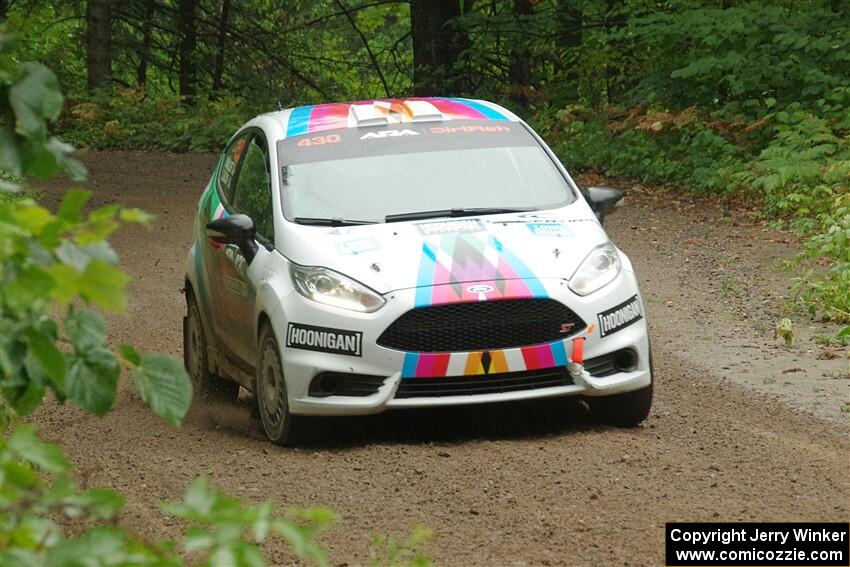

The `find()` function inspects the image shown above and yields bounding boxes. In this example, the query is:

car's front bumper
[268,270,652,416]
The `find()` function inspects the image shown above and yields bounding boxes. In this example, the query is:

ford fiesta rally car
[184,97,653,445]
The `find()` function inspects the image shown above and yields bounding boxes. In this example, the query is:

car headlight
[289,264,385,312]
[568,242,622,296]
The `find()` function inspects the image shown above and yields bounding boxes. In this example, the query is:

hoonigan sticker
[286,323,362,357]
[597,295,642,337]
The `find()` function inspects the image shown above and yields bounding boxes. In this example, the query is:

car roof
[259,97,521,139]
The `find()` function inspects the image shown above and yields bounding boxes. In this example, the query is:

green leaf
[7,425,70,473]
[24,328,66,388]
[0,126,22,177]
[119,208,155,224]
[45,526,133,567]
[119,344,141,366]
[56,240,119,270]
[57,189,91,223]
[8,62,63,138]
[2,459,41,492]
[132,354,192,426]
[12,203,53,234]
[65,309,107,353]
[47,138,86,181]
[4,266,54,310]
[79,260,129,311]
[44,264,81,304]
[79,487,125,519]
[65,347,119,416]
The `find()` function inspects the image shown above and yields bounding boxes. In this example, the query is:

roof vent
[349,104,389,126]
[403,100,443,122]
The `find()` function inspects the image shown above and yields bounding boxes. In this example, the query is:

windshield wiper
[385,207,534,223]
[292,217,377,226]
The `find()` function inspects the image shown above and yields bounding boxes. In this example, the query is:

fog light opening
[613,349,638,372]
[319,374,342,395]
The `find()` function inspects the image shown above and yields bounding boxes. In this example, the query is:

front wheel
[587,383,653,427]
[184,292,240,402]
[255,324,302,446]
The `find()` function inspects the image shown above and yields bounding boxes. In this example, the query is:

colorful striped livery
[401,340,573,379]
[414,232,547,307]
[281,97,514,139]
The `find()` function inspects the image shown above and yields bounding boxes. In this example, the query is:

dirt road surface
[36,152,849,566]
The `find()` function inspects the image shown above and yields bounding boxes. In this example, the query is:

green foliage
[530,2,849,335]
[61,88,252,152]
[0,34,85,185]
[1,431,337,567]
[369,527,434,567]
[0,189,192,423]
[163,476,336,566]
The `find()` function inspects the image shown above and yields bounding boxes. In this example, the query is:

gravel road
[35,152,849,566]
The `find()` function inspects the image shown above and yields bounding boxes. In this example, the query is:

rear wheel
[255,324,301,446]
[184,291,240,402]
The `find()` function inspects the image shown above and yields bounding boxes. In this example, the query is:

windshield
[277,120,576,223]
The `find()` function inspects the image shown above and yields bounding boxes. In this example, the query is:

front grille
[395,368,574,398]
[377,298,586,353]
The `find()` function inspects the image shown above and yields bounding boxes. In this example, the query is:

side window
[231,136,273,241]
[218,134,250,204]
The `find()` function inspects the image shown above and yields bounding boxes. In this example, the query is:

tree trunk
[212,0,231,94]
[137,0,155,86]
[604,0,625,105]
[508,0,534,106]
[86,0,113,90]
[410,0,466,96]
[178,0,198,103]
[554,0,583,102]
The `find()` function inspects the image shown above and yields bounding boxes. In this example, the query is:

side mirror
[206,214,259,263]
[587,187,624,223]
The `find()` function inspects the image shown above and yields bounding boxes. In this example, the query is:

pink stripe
[307,103,349,133]
[431,98,487,120]
[415,353,438,377]
[535,344,556,369]
[521,344,556,371]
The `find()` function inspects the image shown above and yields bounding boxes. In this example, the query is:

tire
[184,291,240,402]
[255,324,301,446]
[588,383,653,427]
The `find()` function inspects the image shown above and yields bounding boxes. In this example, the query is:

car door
[220,132,275,365]
[201,132,249,360]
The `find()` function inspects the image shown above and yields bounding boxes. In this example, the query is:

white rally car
[184,97,653,445]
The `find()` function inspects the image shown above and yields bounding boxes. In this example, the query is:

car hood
[278,205,609,296]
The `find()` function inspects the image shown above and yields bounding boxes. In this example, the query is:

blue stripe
[551,340,568,367]
[402,353,419,378]
[449,98,507,120]
[414,241,438,307]
[488,236,548,297]
[286,105,314,137]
